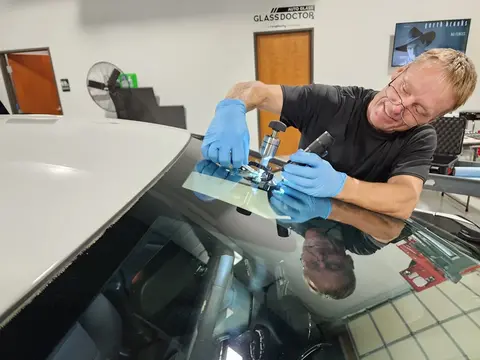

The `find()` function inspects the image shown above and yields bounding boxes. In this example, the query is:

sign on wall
[253,5,315,29]
[117,73,138,88]
[60,79,70,92]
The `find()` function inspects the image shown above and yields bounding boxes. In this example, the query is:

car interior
[46,187,344,360]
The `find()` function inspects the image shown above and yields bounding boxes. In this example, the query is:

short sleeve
[280,84,342,133]
[389,125,437,182]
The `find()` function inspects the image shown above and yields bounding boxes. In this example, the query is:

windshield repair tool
[268,130,335,177]
[229,124,335,193]
[228,120,287,189]
[244,120,288,184]
[258,120,288,170]
[285,131,335,167]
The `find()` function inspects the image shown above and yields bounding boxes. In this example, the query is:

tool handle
[304,131,335,155]
[286,131,335,167]
[269,120,287,133]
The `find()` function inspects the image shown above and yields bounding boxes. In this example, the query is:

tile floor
[348,271,480,360]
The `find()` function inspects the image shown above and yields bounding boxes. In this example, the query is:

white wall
[0,0,479,149]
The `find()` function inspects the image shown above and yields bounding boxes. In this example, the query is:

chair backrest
[111,87,187,130]
[47,294,122,360]
[154,105,187,130]
[112,87,159,123]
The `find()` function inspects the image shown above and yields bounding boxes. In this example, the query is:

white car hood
[0,115,191,323]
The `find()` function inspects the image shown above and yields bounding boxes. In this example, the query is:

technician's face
[368,62,456,133]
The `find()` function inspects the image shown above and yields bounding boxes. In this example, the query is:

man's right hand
[269,185,332,223]
[201,99,250,169]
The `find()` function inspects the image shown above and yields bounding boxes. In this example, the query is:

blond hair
[413,48,477,110]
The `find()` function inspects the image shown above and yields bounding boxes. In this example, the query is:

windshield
[2,136,479,360]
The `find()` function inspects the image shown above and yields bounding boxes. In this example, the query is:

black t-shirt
[289,218,410,256]
[280,84,437,183]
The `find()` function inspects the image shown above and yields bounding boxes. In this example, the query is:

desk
[437,136,480,211]
[463,136,480,162]
[463,136,480,146]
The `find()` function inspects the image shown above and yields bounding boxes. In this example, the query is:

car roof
[0,115,190,324]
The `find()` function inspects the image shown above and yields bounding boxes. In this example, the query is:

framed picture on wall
[391,18,471,67]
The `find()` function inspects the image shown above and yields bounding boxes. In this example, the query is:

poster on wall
[253,5,316,30]
[60,79,70,92]
[391,19,471,67]
[118,73,138,88]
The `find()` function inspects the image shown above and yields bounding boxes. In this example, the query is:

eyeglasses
[385,70,419,127]
[301,245,344,272]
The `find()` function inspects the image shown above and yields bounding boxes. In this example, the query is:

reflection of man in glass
[270,185,409,300]
[395,27,436,65]
[301,227,356,299]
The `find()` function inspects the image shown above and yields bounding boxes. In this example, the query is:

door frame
[253,28,314,147]
[0,47,63,114]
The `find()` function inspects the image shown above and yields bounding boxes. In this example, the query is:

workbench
[424,160,480,211]
[463,133,480,161]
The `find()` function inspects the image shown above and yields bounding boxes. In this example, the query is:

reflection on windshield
[124,171,480,359]
[5,138,480,360]
[301,227,356,299]
[273,209,408,301]
[87,148,480,360]
[182,159,413,303]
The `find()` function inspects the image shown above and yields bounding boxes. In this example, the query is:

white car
[0,114,479,360]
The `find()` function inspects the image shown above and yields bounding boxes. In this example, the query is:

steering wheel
[187,249,235,359]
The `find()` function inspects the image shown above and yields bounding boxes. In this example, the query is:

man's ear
[391,66,406,81]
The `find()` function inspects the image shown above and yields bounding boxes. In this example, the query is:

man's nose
[391,103,404,116]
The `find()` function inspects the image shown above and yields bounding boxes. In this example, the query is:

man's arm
[225,82,341,133]
[224,81,283,113]
[334,175,423,220]
[334,126,437,219]
[327,199,406,242]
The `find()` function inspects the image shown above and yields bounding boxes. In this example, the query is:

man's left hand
[192,160,242,202]
[281,150,347,198]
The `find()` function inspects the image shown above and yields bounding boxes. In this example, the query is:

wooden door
[255,30,312,156]
[7,53,62,115]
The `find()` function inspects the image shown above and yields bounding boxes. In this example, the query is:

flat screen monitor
[391,19,471,67]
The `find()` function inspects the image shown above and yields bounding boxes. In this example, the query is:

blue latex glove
[192,160,242,202]
[281,150,347,198]
[194,159,242,182]
[201,99,249,169]
[269,184,332,223]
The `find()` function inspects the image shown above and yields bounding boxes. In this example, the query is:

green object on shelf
[117,73,138,88]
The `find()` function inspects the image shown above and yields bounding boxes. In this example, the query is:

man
[201,49,477,219]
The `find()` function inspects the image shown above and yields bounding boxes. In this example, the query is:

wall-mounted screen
[392,19,471,67]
